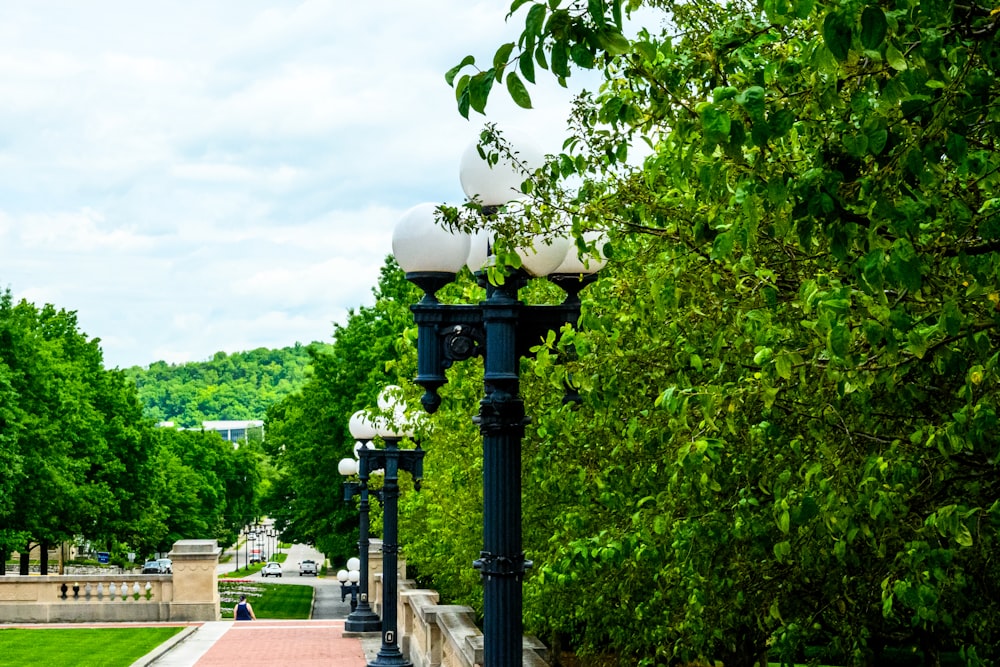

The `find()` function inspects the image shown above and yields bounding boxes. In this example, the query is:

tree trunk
[0,548,6,576]
[19,546,30,576]
[40,540,49,575]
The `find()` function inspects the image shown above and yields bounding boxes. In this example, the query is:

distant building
[201,420,264,445]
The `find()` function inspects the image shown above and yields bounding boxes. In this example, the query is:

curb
[130,624,200,666]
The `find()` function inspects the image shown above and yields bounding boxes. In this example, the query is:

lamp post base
[345,607,382,633]
[369,643,413,667]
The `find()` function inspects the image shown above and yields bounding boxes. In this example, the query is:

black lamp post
[338,413,381,633]
[358,388,424,667]
[338,558,362,611]
[391,132,605,667]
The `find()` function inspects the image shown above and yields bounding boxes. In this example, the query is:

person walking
[234,594,256,621]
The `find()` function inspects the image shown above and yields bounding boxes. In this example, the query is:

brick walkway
[191,619,369,666]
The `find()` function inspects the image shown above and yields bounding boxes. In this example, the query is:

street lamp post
[338,558,362,611]
[391,133,605,667]
[338,414,381,633]
[358,388,424,667]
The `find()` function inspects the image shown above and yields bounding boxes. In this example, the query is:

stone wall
[366,541,547,667]
[0,539,221,623]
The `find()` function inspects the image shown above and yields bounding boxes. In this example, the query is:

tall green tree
[408,0,1000,664]
[0,290,162,566]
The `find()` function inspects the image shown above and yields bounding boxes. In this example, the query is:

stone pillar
[167,539,221,621]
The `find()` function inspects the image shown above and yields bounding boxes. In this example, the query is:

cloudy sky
[0,1,596,369]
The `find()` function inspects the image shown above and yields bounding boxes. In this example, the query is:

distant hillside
[125,343,328,427]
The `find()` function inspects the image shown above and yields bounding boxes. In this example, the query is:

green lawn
[219,581,313,619]
[0,626,184,666]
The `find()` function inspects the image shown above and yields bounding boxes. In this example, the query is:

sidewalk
[136,619,382,666]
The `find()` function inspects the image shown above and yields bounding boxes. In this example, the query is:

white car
[261,562,283,577]
[299,559,318,576]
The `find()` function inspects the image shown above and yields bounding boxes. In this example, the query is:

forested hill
[124,343,328,427]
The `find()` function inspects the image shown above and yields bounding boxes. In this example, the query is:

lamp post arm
[410,303,484,413]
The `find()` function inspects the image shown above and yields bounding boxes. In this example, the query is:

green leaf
[885,43,907,70]
[822,12,852,62]
[469,70,495,115]
[711,231,734,259]
[445,55,475,87]
[493,43,515,71]
[775,354,792,379]
[508,0,533,17]
[518,49,536,83]
[612,0,623,28]
[859,6,888,50]
[570,43,595,68]
[701,105,732,142]
[597,30,631,55]
[843,132,869,157]
[524,3,547,39]
[506,72,533,109]
[737,86,766,118]
[552,41,570,78]
[588,0,607,28]
[829,323,851,358]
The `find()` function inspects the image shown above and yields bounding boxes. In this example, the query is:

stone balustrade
[0,539,220,623]
[364,541,548,667]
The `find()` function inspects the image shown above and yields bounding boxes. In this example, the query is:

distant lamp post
[338,415,381,633]
[359,386,424,667]
[391,131,605,667]
[337,557,362,611]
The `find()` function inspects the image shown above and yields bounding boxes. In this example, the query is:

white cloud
[0,0,601,368]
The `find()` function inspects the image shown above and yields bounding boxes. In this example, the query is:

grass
[219,581,314,619]
[0,626,184,666]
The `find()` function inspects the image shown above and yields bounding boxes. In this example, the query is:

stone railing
[0,539,221,623]
[365,541,548,667]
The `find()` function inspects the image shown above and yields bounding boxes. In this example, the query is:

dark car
[141,560,163,574]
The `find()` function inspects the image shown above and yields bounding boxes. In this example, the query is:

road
[218,541,355,619]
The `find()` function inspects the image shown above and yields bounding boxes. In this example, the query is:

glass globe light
[349,410,378,441]
[338,458,358,476]
[392,202,470,274]
[552,231,609,275]
[458,129,544,207]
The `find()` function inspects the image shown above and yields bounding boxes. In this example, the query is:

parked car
[299,559,318,576]
[141,560,163,574]
[157,558,172,573]
[261,562,283,577]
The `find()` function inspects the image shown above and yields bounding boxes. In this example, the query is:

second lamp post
[391,131,604,667]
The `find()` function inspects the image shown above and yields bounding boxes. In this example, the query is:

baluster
[144,582,152,600]
[132,582,140,600]
[109,582,117,599]
[84,582,92,600]
[60,583,68,599]
[121,582,128,601]
[73,583,80,599]
[96,582,104,600]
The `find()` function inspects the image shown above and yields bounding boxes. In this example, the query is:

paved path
[140,541,382,665]
[144,619,375,666]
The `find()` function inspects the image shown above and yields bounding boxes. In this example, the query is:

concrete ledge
[130,624,199,666]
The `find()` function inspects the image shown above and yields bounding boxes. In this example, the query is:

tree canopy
[0,288,265,563]
[390,0,1000,664]
[125,344,320,427]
